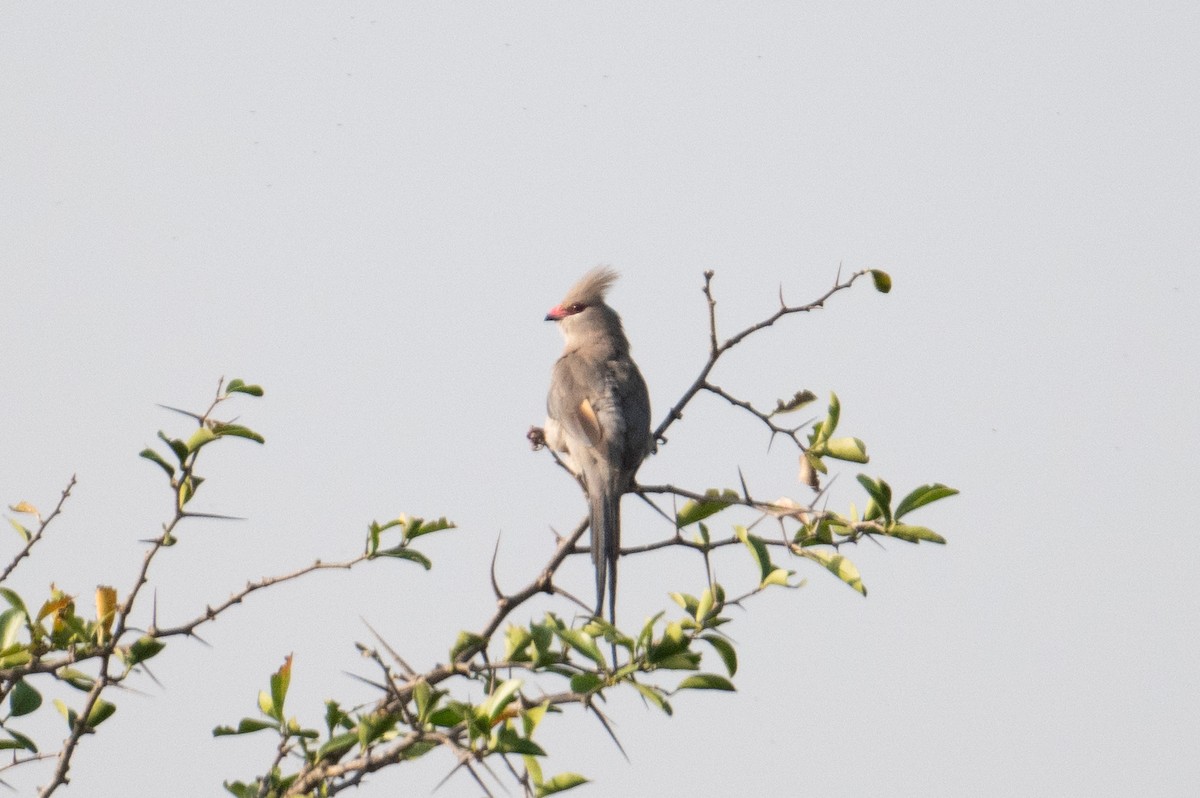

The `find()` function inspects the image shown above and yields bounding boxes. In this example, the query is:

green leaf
[450,631,485,661]
[185,426,218,453]
[656,651,702,670]
[10,680,42,717]
[521,702,549,737]
[556,628,605,668]
[86,699,117,728]
[0,648,31,669]
[700,634,737,676]
[226,379,265,397]
[127,635,166,666]
[370,547,432,569]
[0,588,29,616]
[257,691,274,718]
[856,474,893,525]
[537,772,589,796]
[870,269,892,293]
[213,718,279,736]
[158,431,189,463]
[669,592,699,615]
[357,711,398,748]
[646,620,688,662]
[269,655,293,720]
[1,729,36,752]
[695,587,714,623]
[57,668,94,691]
[428,703,470,728]
[677,673,736,691]
[736,527,773,584]
[824,393,841,438]
[493,727,546,756]
[481,679,523,724]
[324,700,350,734]
[0,608,26,650]
[675,489,738,528]
[505,625,534,662]
[288,721,320,739]
[53,698,77,728]
[824,437,868,463]
[316,732,357,762]
[223,781,259,798]
[6,518,30,542]
[771,390,817,416]
[894,483,959,519]
[412,680,433,723]
[801,549,867,596]
[636,611,664,654]
[888,524,947,544]
[630,681,672,716]
[211,423,265,444]
[525,754,545,787]
[404,516,455,540]
[139,448,176,478]
[761,567,793,588]
[569,672,603,694]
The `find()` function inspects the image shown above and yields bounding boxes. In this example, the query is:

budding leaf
[225,379,265,397]
[771,390,817,416]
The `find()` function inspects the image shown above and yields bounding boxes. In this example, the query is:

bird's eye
[567,302,587,314]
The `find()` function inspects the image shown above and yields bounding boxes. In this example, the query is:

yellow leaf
[38,586,75,630]
[9,502,39,517]
[95,586,118,644]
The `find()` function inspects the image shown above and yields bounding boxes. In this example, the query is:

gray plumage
[543,267,652,624]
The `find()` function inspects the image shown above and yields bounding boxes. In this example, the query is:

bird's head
[545,266,618,323]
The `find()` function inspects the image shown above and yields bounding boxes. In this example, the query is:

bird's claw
[527,426,547,450]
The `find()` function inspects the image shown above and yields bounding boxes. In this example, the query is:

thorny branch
[282,267,885,796]
[653,268,869,446]
[1,476,76,583]
[10,377,377,797]
[6,268,912,798]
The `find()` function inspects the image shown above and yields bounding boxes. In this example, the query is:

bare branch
[1,475,76,583]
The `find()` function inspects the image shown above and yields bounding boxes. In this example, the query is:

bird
[538,267,653,625]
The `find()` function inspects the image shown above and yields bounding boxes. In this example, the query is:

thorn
[179,511,247,521]
[586,698,630,762]
[155,403,205,421]
[737,467,751,502]
[633,490,673,524]
[551,584,592,613]
[489,533,504,600]
[342,671,388,691]
[362,618,416,676]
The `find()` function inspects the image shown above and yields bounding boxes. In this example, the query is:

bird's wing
[548,353,621,460]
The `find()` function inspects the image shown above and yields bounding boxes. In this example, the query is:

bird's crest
[561,266,619,308]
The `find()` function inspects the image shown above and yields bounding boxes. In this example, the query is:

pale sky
[1,3,1197,796]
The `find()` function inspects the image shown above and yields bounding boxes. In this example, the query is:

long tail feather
[589,479,622,623]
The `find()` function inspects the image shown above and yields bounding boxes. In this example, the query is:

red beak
[545,305,567,321]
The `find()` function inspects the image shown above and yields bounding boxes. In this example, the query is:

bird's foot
[527,425,547,450]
